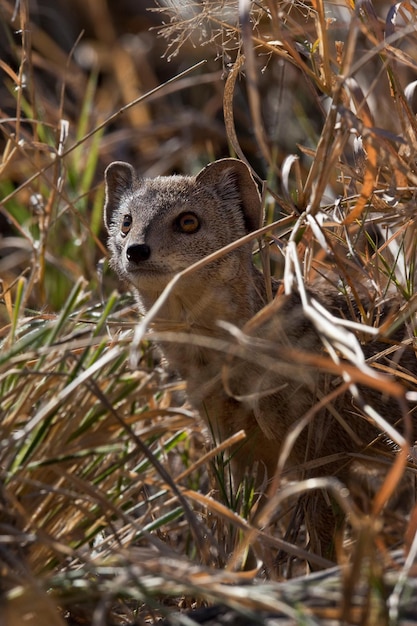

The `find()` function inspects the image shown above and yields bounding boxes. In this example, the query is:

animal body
[104,158,416,555]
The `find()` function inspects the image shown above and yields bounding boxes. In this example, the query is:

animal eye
[176,212,200,234]
[121,214,132,235]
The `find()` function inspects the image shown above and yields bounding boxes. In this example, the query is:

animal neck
[140,264,264,328]
[135,264,267,382]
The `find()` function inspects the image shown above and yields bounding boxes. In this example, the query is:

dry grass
[1,0,417,624]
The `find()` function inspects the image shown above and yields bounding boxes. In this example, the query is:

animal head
[103,158,262,292]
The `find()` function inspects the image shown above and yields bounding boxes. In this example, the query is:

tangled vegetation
[0,0,416,623]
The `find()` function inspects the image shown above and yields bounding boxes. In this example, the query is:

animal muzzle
[126,243,151,263]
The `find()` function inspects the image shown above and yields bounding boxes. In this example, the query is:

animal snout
[126,243,151,263]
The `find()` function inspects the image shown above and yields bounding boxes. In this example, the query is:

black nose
[126,244,151,263]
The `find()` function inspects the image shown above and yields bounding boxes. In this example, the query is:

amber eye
[121,214,132,235]
[176,212,200,234]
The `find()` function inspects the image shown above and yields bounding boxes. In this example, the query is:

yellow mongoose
[104,158,415,548]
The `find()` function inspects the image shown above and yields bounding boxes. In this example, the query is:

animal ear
[195,158,262,232]
[104,161,136,230]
